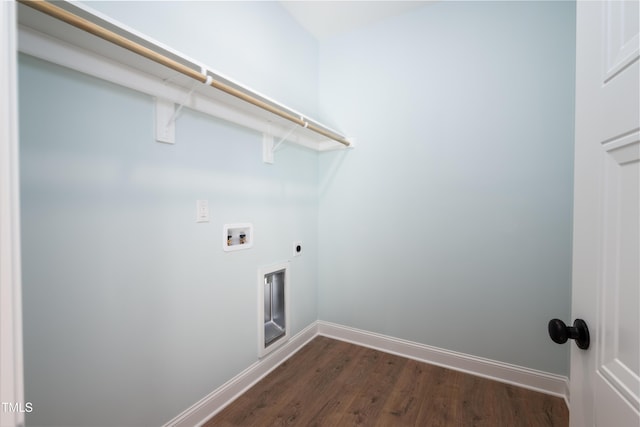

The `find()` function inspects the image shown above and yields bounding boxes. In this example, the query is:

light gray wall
[19,2,319,426]
[317,1,576,375]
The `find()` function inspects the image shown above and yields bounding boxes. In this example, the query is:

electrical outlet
[196,200,209,223]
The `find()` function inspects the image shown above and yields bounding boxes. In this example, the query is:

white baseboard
[317,320,569,400]
[165,320,569,426]
[163,322,318,427]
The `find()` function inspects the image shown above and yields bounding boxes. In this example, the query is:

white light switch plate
[196,200,209,222]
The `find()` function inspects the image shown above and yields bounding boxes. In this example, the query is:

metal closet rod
[18,0,351,147]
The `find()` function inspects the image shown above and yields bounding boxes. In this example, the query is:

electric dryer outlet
[293,241,302,257]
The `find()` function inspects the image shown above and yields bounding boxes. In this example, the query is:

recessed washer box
[223,223,253,251]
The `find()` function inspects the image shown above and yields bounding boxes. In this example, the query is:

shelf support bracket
[262,121,307,164]
[262,133,274,164]
[155,79,201,144]
[155,98,175,144]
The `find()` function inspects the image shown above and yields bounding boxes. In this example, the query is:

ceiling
[279,1,432,40]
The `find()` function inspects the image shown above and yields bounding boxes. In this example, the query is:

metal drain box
[258,262,289,357]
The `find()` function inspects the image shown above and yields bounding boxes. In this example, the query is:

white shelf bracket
[155,79,202,144]
[262,121,307,164]
[262,133,274,164]
[155,97,175,144]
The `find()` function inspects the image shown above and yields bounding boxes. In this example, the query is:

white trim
[0,2,25,427]
[317,321,569,399]
[163,322,318,427]
[166,320,568,426]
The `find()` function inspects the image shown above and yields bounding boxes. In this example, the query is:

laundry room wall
[317,0,576,376]
[18,2,320,426]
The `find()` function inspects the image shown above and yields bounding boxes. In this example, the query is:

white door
[571,0,640,426]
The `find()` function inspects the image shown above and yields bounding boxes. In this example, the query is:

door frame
[0,1,25,427]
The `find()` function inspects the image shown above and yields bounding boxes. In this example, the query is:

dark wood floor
[204,336,568,427]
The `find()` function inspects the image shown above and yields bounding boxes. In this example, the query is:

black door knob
[548,318,590,350]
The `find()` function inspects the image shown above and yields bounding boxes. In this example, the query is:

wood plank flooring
[204,336,568,427]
